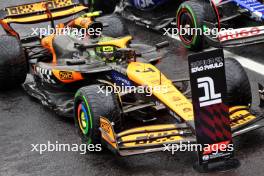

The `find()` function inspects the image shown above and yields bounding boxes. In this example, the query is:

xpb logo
[197,77,222,107]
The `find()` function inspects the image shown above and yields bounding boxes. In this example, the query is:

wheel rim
[177,8,196,46]
[77,103,90,135]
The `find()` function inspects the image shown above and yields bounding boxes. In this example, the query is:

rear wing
[0,0,88,23]
[0,0,88,37]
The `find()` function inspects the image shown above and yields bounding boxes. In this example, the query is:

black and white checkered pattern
[36,67,56,84]
[6,0,74,16]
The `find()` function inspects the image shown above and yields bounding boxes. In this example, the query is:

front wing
[100,106,264,156]
[206,26,264,47]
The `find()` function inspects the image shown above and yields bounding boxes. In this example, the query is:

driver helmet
[95,37,116,62]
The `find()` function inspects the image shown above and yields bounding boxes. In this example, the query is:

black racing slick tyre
[225,58,252,106]
[98,14,129,38]
[177,1,205,51]
[0,35,27,90]
[74,85,122,145]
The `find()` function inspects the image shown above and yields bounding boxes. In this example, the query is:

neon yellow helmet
[95,37,116,62]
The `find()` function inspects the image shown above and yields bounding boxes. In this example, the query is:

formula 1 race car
[115,0,264,50]
[1,0,264,157]
[72,53,264,156]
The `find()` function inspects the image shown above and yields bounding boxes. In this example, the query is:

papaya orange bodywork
[0,19,19,37]
[98,36,133,48]
[41,35,57,63]
[100,117,118,149]
[52,70,84,83]
[68,17,93,29]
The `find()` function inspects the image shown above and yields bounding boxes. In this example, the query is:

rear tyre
[0,35,27,90]
[225,58,252,106]
[176,1,205,51]
[98,14,129,38]
[74,85,122,145]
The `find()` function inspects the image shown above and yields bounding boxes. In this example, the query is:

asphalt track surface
[1,1,264,176]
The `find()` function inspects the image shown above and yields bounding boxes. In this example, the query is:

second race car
[115,0,264,50]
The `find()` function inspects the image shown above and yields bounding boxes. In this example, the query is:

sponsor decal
[101,121,111,134]
[111,71,132,87]
[135,131,179,144]
[136,67,156,73]
[231,115,256,128]
[175,102,189,107]
[59,71,73,80]
[218,27,261,42]
[183,108,192,113]
[172,96,181,101]
[197,77,222,107]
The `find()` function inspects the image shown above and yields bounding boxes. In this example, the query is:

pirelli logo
[6,0,75,16]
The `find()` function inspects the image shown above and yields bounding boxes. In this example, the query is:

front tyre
[176,1,205,51]
[74,85,122,145]
[225,58,252,106]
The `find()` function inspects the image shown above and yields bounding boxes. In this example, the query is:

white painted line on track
[167,34,264,76]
